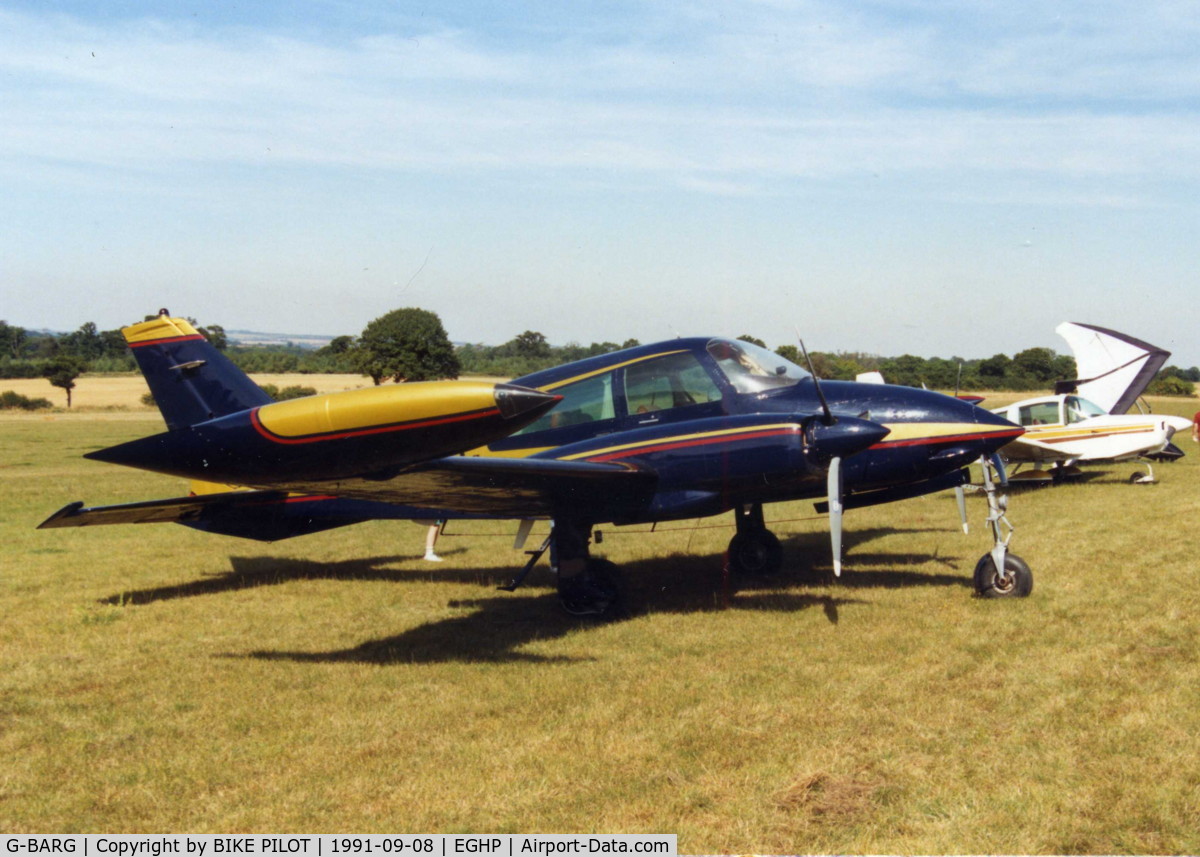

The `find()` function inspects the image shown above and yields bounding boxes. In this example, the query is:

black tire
[727,530,783,578]
[973,552,1033,598]
[558,558,624,618]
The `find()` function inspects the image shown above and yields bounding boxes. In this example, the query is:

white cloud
[4,3,1200,198]
[4,2,1200,360]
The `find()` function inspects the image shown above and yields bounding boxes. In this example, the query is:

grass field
[2,385,1199,851]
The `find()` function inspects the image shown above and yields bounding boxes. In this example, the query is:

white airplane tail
[1054,322,1170,415]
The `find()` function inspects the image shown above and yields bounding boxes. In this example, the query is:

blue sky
[5,1,1200,365]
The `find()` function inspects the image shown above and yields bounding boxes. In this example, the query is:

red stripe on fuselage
[582,427,800,463]
[128,334,208,348]
[249,406,501,445]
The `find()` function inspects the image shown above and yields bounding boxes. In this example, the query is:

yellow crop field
[2,396,1199,851]
[3,373,374,410]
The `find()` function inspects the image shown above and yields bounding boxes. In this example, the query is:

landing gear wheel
[558,558,624,618]
[727,530,783,578]
[973,553,1033,598]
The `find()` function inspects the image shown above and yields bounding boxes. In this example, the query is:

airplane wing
[268,455,656,517]
[1055,322,1170,414]
[39,456,656,534]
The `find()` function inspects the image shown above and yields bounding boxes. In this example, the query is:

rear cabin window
[624,352,722,416]
[1017,402,1061,426]
[512,373,615,436]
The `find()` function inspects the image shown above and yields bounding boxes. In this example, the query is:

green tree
[63,322,104,360]
[978,354,1011,385]
[353,308,459,384]
[0,321,28,359]
[43,356,86,407]
[774,344,802,366]
[1147,375,1195,396]
[200,323,228,351]
[737,334,767,349]
[509,330,551,359]
[1011,347,1059,385]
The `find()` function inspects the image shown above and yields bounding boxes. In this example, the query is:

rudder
[126,312,273,430]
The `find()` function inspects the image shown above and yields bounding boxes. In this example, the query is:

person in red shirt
[1193,411,1200,443]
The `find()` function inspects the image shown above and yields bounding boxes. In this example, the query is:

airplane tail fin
[125,313,273,430]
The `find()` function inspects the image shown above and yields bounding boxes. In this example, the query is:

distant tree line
[3,311,1196,407]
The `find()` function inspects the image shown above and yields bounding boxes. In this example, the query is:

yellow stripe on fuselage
[467,445,556,458]
[539,350,689,391]
[875,422,1020,445]
[470,420,1017,460]
[556,422,800,461]
[256,381,498,439]
[1024,423,1157,444]
[189,479,252,495]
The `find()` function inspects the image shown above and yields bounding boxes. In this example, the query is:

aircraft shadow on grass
[98,523,972,664]
[777,526,970,591]
[239,551,871,665]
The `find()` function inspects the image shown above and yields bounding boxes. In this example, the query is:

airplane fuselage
[475,337,1023,523]
[990,393,1190,465]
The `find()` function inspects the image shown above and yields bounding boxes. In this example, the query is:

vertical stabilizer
[126,314,273,430]
[1055,322,1170,414]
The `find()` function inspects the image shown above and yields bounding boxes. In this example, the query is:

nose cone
[494,383,562,421]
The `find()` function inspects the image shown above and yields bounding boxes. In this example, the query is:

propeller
[795,332,890,578]
[955,484,968,534]
[828,454,844,576]
[989,452,1009,486]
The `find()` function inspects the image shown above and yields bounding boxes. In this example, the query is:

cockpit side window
[707,338,808,395]
[1017,401,1061,426]
[624,352,722,415]
[511,372,615,436]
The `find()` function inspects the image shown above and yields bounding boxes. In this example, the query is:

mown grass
[2,401,1199,852]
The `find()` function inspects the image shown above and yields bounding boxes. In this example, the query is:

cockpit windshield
[707,338,810,395]
[1065,396,1107,423]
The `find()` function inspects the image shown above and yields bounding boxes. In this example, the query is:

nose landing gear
[974,455,1033,598]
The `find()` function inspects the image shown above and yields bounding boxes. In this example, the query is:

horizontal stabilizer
[38,490,289,529]
[37,490,379,541]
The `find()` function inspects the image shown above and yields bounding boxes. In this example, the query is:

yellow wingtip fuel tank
[254,380,507,442]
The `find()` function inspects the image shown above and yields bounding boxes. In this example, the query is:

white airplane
[990,323,1191,483]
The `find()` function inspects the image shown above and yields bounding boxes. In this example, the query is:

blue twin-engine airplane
[41,312,1033,616]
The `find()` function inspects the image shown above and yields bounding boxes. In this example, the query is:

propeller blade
[988,453,1009,486]
[955,484,968,534]
[828,455,844,577]
[797,334,834,426]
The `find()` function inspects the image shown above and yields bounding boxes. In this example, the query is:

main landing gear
[509,518,622,618]
[973,455,1034,598]
[726,503,783,579]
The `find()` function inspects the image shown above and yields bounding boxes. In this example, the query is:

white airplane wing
[1054,322,1170,414]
